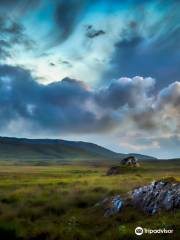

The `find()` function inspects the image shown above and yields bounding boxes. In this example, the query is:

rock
[96,195,123,217]
[129,178,180,214]
[121,156,139,167]
[106,156,139,176]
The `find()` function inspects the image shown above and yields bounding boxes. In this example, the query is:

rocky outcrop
[129,178,180,214]
[121,156,139,167]
[97,178,180,217]
[96,195,123,217]
[106,156,139,175]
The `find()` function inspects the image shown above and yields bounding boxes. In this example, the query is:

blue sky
[0,0,179,158]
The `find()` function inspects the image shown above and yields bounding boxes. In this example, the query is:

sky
[0,0,179,158]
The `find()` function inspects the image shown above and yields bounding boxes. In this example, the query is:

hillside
[0,137,156,164]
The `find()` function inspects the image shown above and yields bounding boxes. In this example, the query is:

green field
[0,161,179,240]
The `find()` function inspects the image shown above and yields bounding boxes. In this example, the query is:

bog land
[0,160,179,240]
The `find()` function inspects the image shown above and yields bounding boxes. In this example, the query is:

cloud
[59,59,73,68]
[95,76,155,109]
[85,25,106,39]
[132,81,180,134]
[0,0,41,13]
[120,140,160,151]
[157,82,180,110]
[0,40,11,60]
[0,65,116,135]
[103,1,180,89]
[0,63,179,158]
[0,15,35,60]
[0,64,179,138]
[49,0,121,45]
[50,0,94,46]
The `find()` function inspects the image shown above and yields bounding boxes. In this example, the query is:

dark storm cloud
[0,64,179,137]
[0,64,115,134]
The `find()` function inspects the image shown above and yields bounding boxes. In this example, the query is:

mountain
[127,153,157,160]
[0,137,156,164]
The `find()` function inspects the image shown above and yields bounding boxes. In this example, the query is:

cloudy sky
[0,0,179,158]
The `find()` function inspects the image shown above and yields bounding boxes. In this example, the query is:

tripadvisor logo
[135,226,174,235]
[135,227,143,235]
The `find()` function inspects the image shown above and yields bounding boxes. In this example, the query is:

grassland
[0,160,179,240]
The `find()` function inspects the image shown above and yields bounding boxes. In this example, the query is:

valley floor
[0,160,179,240]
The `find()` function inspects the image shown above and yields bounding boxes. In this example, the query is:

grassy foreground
[0,161,179,240]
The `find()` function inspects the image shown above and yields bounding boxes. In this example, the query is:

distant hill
[127,153,157,160]
[0,137,156,164]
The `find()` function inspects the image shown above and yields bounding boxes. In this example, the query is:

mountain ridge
[0,136,156,163]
